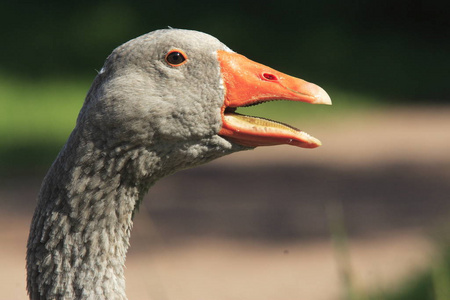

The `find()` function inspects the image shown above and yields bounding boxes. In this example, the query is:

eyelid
[165,49,188,66]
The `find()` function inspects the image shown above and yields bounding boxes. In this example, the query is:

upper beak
[217,50,331,148]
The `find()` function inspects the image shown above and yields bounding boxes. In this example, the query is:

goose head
[76,29,330,177]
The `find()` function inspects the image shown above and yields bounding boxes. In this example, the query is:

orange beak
[217,50,331,148]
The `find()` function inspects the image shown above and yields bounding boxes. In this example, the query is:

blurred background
[0,1,449,299]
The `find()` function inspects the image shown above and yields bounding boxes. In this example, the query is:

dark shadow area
[0,143,63,176]
[140,162,450,242]
[1,1,449,101]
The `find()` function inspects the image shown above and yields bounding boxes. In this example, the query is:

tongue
[221,112,322,148]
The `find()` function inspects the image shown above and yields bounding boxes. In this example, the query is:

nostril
[262,73,278,81]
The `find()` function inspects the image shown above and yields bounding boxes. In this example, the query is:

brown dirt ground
[1,106,449,300]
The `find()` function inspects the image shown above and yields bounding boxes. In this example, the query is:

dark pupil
[168,52,184,64]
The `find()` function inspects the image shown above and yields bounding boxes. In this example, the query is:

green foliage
[372,246,450,300]
[0,75,87,144]
[0,75,90,173]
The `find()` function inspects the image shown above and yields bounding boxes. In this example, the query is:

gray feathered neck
[26,29,245,299]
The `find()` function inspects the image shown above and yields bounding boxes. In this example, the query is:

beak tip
[314,88,332,105]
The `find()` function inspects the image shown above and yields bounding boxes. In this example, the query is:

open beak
[217,50,331,148]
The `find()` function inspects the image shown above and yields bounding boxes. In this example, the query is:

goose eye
[165,50,187,66]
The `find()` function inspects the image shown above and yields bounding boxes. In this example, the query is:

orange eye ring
[165,49,188,66]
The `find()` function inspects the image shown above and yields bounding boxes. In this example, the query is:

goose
[26,28,331,299]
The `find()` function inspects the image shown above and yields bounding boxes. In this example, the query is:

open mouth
[220,104,322,148]
[216,50,331,149]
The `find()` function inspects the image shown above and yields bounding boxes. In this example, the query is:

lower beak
[217,50,331,148]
